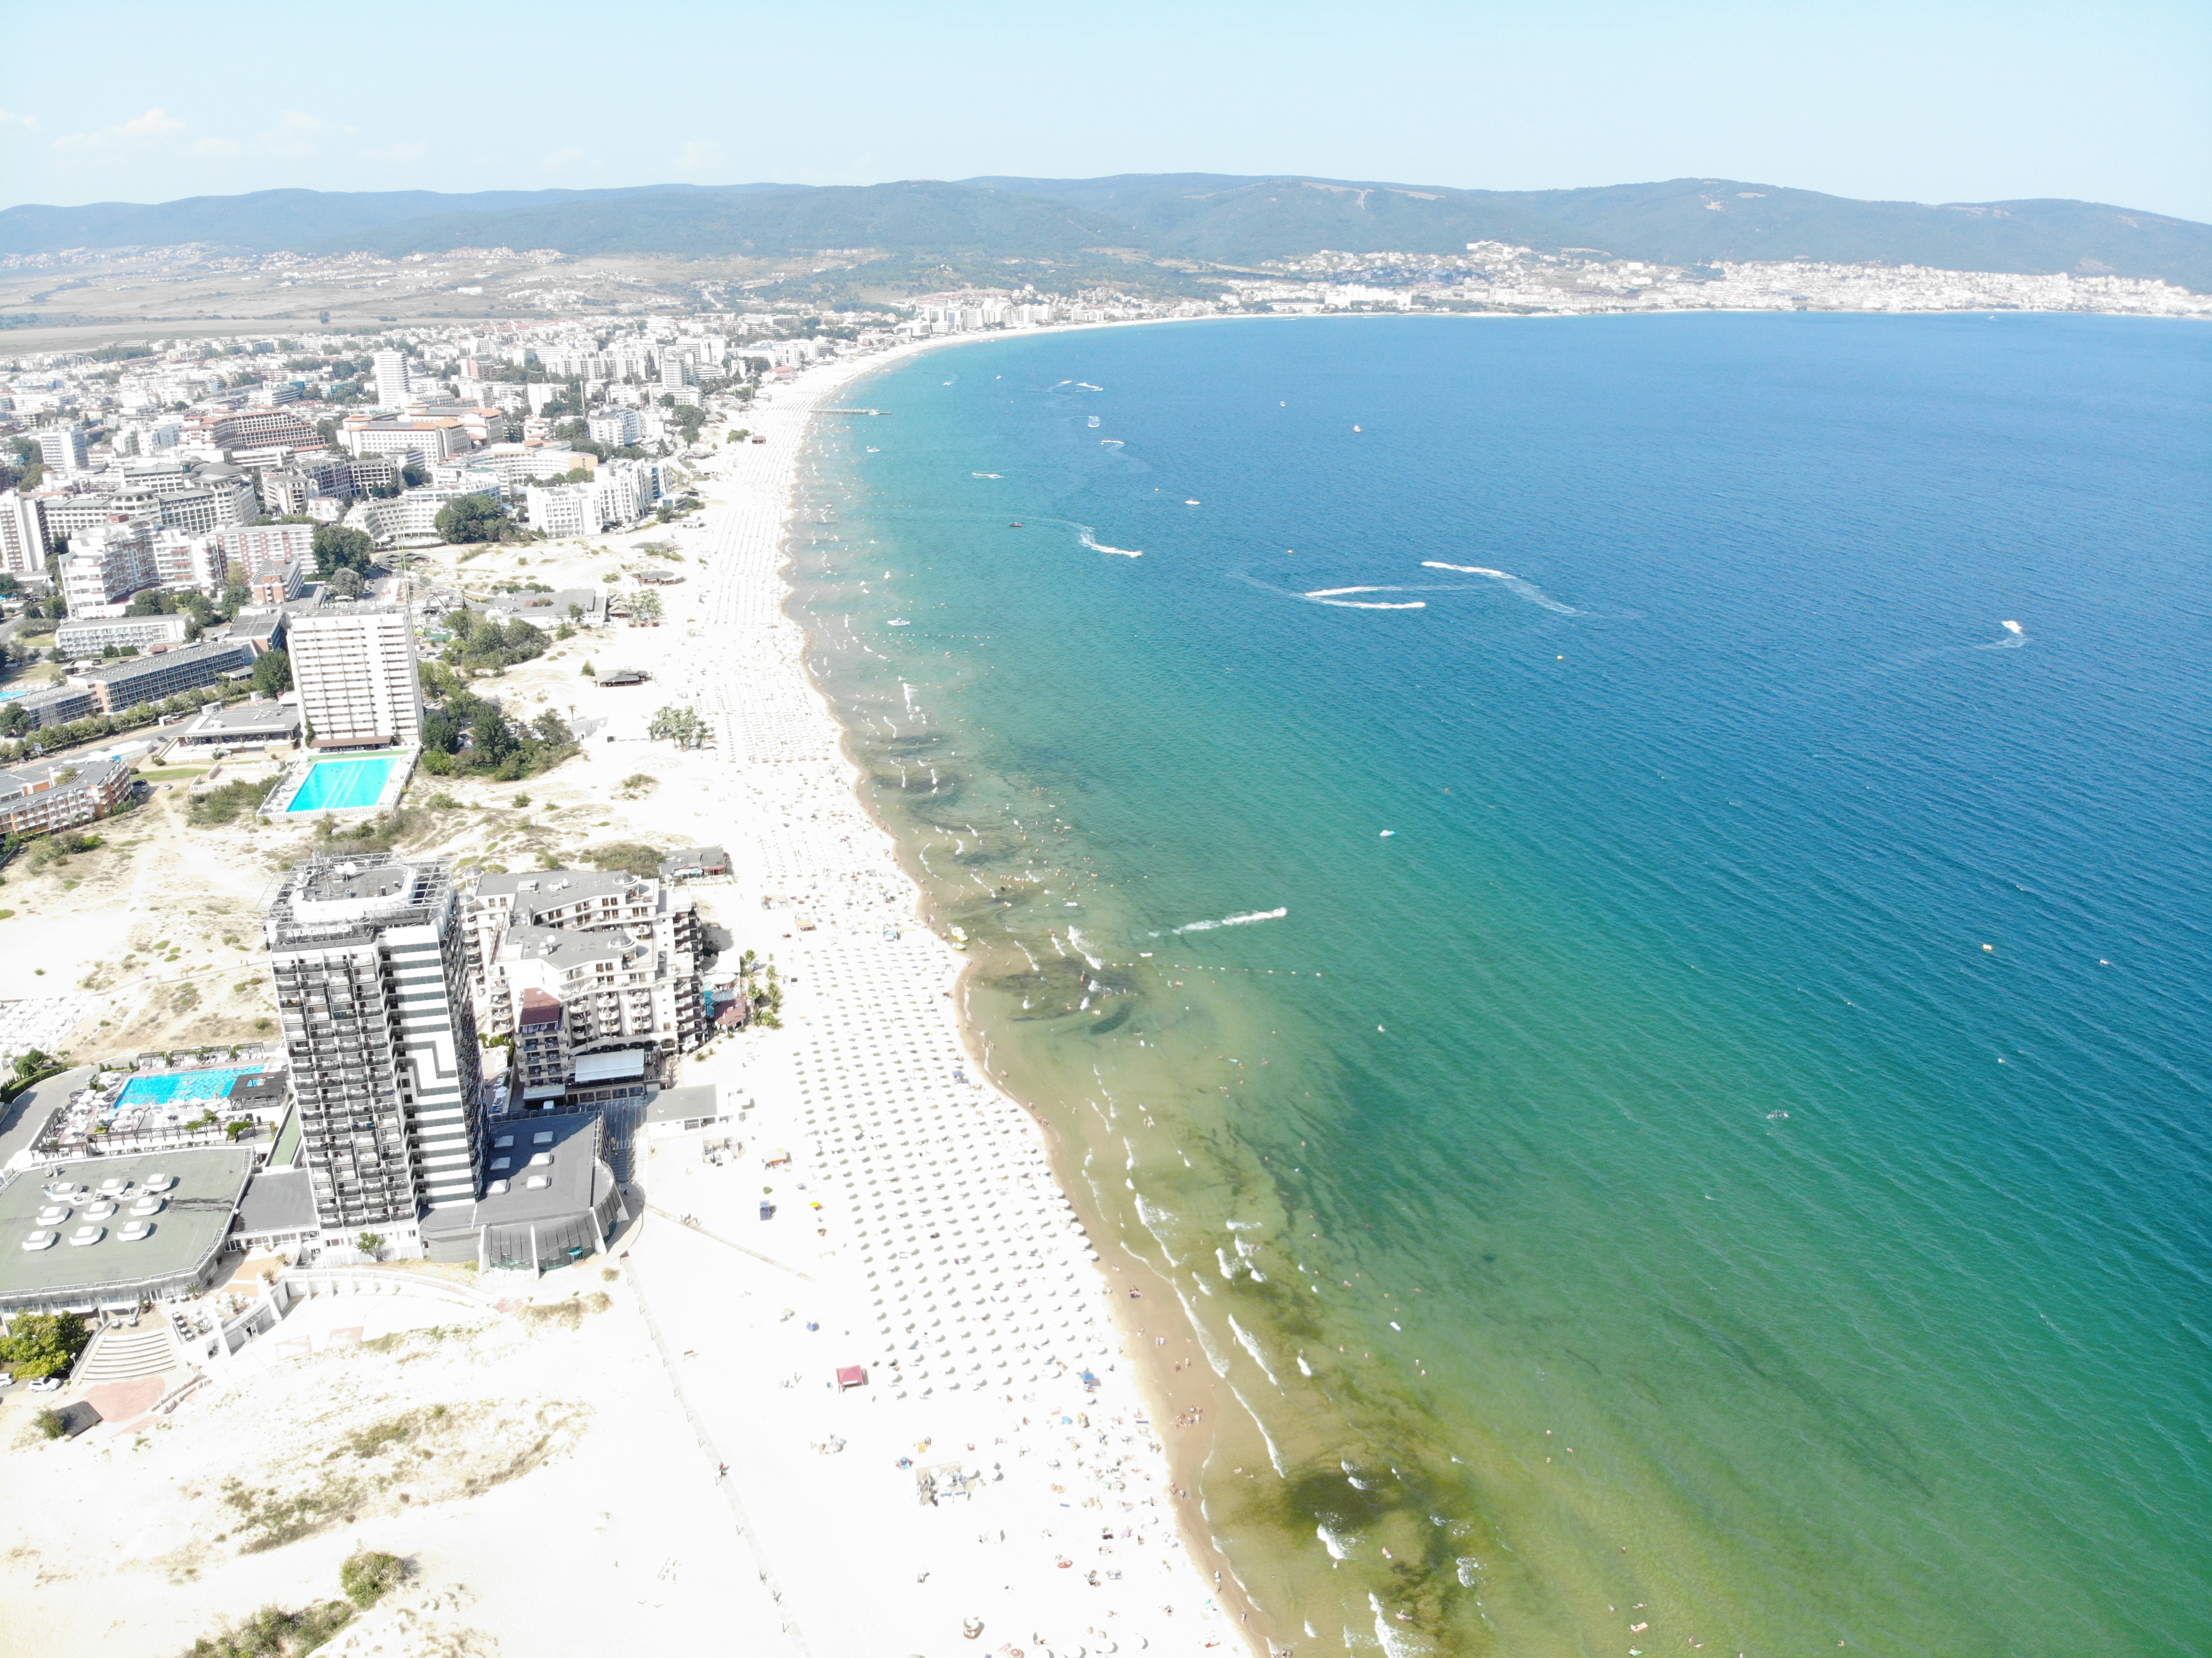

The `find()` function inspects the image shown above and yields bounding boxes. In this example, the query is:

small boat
[1353,424,1363,432]
[1088,416,1101,428]
[948,926,969,951]
[888,618,911,627]
[1099,438,1124,447]
[1185,499,1200,506]
[1009,521,1024,528]
[1379,830,1397,838]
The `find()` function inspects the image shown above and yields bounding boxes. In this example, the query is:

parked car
[28,1376,62,1393]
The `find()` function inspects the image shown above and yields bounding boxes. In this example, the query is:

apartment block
[463,868,705,1103]
[0,754,135,837]
[265,855,484,1246]
[59,522,160,617]
[68,636,254,713]
[287,603,422,748]
[53,612,192,656]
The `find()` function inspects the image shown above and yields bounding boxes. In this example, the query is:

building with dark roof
[68,637,255,714]
[0,1146,256,1314]
[421,1112,626,1271]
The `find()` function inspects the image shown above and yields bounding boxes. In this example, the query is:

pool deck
[259,744,419,821]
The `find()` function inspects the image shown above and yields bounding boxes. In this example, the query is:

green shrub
[587,842,662,879]
[34,1408,68,1440]
[178,1599,353,1656]
[339,1549,406,1609]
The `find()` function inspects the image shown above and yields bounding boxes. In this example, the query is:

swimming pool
[285,755,400,813]
[116,1066,264,1108]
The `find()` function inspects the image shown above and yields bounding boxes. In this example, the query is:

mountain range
[3,175,2206,291]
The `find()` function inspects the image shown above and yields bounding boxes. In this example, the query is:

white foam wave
[1422,561,1579,614]
[1319,1524,1357,1560]
[1160,906,1287,936]
[1316,599,1426,610]
[1230,1316,1284,1390]
[1229,1380,1290,1474]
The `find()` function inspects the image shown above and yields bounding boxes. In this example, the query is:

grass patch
[139,766,211,782]
[340,1404,446,1459]
[515,1291,610,1331]
[220,1474,363,1554]
[189,779,267,826]
[585,842,662,879]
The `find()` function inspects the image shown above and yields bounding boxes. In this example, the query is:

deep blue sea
[791,313,2211,1657]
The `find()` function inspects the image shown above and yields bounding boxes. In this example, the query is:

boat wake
[1073,524,1143,557]
[1975,619,2030,650]
[1305,585,1427,610]
[1156,906,1288,935]
[1422,562,1580,614]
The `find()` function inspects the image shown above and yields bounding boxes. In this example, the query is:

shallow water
[789,314,2212,1656]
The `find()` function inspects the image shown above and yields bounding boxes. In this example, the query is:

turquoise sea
[790,314,2211,1657]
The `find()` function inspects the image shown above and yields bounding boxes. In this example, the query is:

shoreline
[770,328,1284,1650]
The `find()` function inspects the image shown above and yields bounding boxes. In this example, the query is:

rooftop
[0,1145,255,1313]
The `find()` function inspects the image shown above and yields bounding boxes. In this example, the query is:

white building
[370,350,410,408]
[587,409,641,447]
[523,482,601,538]
[53,612,192,656]
[148,527,230,592]
[0,489,45,575]
[215,521,316,569]
[59,522,160,617]
[34,427,90,470]
[288,603,423,749]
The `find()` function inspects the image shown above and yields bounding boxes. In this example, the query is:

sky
[3,0,2208,222]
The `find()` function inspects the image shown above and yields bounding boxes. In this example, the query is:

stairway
[72,1320,183,1386]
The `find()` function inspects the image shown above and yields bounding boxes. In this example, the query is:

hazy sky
[4,0,2207,220]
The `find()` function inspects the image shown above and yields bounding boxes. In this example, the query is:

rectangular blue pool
[286,755,400,813]
[116,1066,264,1108]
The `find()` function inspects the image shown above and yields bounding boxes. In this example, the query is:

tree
[648,705,710,748]
[628,590,663,624]
[400,462,430,487]
[0,1312,91,1380]
[252,648,292,696]
[326,567,365,599]
[435,493,510,545]
[312,523,375,577]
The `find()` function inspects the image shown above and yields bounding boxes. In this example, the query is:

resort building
[67,636,255,714]
[0,753,135,837]
[170,696,302,752]
[0,1147,257,1315]
[5,683,99,730]
[263,854,484,1252]
[286,603,422,749]
[462,868,706,1105]
[420,1111,626,1271]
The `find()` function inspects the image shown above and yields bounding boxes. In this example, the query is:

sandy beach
[611,337,1255,1657]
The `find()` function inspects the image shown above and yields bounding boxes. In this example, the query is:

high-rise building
[34,426,91,471]
[0,489,46,575]
[265,854,484,1248]
[287,604,423,749]
[370,349,410,408]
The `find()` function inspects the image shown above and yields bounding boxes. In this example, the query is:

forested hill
[4,175,2205,290]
